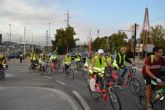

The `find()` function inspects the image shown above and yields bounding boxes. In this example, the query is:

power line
[150,15,165,22]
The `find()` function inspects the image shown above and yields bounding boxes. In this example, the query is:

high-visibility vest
[112,53,126,69]
[112,59,119,69]
[75,55,81,61]
[106,56,112,64]
[30,52,37,60]
[93,55,106,77]
[64,56,71,64]
[84,58,92,67]
[41,53,46,60]
[50,55,57,60]
[118,53,126,65]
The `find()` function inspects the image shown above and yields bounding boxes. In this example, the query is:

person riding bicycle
[39,51,47,71]
[106,52,113,65]
[64,53,72,73]
[142,47,165,110]
[75,52,82,72]
[30,49,38,68]
[30,49,37,62]
[0,53,6,68]
[84,52,94,70]
[91,49,110,91]
[113,47,133,83]
[50,51,58,71]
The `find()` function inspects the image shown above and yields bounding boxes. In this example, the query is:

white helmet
[98,49,104,54]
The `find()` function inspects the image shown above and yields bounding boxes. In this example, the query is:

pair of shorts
[143,74,164,85]
[143,76,153,85]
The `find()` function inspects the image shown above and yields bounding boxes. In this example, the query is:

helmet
[98,49,104,54]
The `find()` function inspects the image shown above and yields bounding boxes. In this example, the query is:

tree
[52,26,76,54]
[151,25,165,47]
[92,31,128,53]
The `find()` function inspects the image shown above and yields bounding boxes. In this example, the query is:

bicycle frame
[135,79,165,110]
[89,73,115,101]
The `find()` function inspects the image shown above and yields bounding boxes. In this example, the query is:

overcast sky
[0,0,165,45]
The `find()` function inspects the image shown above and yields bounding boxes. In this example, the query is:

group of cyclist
[27,46,165,110]
[62,46,165,110]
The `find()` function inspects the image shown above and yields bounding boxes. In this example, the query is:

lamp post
[48,23,51,46]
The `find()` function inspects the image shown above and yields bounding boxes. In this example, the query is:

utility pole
[9,24,11,42]
[31,32,34,49]
[65,10,71,27]
[20,36,22,44]
[133,23,137,61]
[97,30,100,38]
[24,27,26,56]
[48,23,51,46]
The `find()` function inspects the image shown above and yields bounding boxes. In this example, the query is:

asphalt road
[0,59,164,110]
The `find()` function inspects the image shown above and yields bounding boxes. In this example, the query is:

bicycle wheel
[58,65,64,73]
[109,88,122,110]
[88,79,99,100]
[134,93,146,110]
[46,65,52,76]
[69,68,74,79]
[128,77,142,95]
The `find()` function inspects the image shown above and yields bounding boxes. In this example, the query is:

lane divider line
[43,76,53,79]
[57,80,66,86]
[72,90,91,110]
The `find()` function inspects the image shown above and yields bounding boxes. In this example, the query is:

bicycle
[29,60,39,73]
[134,79,165,110]
[88,71,122,110]
[113,65,142,95]
[65,62,76,80]
[75,60,84,73]
[127,65,142,95]
[40,60,51,76]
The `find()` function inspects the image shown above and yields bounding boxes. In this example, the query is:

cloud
[0,0,118,45]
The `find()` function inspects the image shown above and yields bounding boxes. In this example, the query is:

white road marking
[43,76,53,79]
[5,74,14,77]
[31,73,39,76]
[57,80,66,86]
[0,86,5,90]
[72,90,91,110]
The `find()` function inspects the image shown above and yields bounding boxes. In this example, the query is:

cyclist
[30,49,38,69]
[142,47,165,110]
[50,51,58,71]
[39,51,47,71]
[113,47,133,83]
[84,52,94,70]
[75,52,82,72]
[64,53,72,73]
[91,49,110,91]
[0,53,6,68]
[30,49,37,62]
